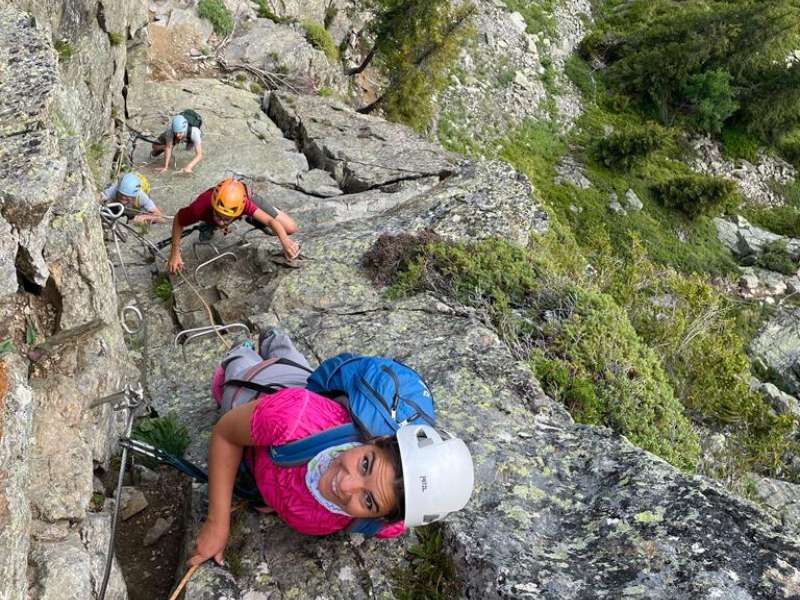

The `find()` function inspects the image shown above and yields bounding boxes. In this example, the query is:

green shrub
[720,126,760,162]
[393,525,461,600]
[152,273,173,302]
[324,4,338,29]
[302,20,338,60]
[317,86,334,97]
[254,0,292,22]
[54,39,74,62]
[376,236,701,470]
[198,0,234,37]
[777,129,800,166]
[132,412,190,467]
[108,32,124,46]
[591,123,665,170]
[250,82,264,95]
[681,69,738,133]
[651,175,736,218]
[742,203,800,238]
[757,240,798,275]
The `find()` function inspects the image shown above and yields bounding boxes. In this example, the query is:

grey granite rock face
[265,91,460,193]
[0,6,133,599]
[714,215,800,261]
[223,18,345,91]
[750,309,800,396]
[114,79,800,598]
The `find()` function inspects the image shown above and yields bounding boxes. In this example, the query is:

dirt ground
[109,467,189,600]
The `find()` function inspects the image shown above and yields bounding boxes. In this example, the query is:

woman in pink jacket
[188,331,473,567]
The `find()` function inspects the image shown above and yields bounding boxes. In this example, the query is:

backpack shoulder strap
[225,357,314,394]
[346,518,386,537]
[269,423,360,467]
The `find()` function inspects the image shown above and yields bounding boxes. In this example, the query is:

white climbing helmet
[171,114,188,134]
[396,424,475,528]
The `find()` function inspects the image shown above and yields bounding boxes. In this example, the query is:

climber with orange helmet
[167,178,299,273]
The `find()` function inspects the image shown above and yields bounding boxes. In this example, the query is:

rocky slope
[112,71,800,597]
[4,1,800,599]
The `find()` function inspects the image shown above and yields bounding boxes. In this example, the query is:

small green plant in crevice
[254,0,292,23]
[54,39,74,62]
[107,31,124,46]
[316,86,334,97]
[86,139,105,184]
[0,337,15,355]
[361,230,443,289]
[132,412,190,468]
[25,318,37,346]
[324,3,338,29]
[392,525,461,600]
[302,20,339,60]
[152,273,174,303]
[198,0,234,37]
[757,240,798,275]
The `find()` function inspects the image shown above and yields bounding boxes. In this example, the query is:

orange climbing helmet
[211,178,247,218]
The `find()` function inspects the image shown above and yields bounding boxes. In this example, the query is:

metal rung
[194,252,238,287]
[175,323,250,360]
[192,240,220,262]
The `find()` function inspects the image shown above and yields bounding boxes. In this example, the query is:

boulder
[265,92,460,194]
[750,308,800,396]
[625,188,643,210]
[751,476,800,533]
[222,19,343,90]
[757,382,800,419]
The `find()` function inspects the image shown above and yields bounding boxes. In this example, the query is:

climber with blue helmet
[99,172,162,223]
[150,110,204,174]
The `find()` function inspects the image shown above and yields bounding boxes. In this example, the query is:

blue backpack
[253,353,437,535]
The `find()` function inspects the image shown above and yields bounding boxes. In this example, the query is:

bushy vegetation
[132,412,190,468]
[302,20,338,60]
[393,525,461,600]
[152,273,174,303]
[581,0,800,144]
[198,0,234,37]
[54,39,74,62]
[591,123,665,170]
[651,175,737,219]
[720,126,760,163]
[757,240,798,276]
[368,234,701,470]
[353,0,475,131]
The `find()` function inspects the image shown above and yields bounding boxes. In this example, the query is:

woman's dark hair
[373,436,405,522]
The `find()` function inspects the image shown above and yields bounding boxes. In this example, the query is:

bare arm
[160,142,173,172]
[183,142,203,173]
[132,206,163,223]
[188,400,258,566]
[252,208,299,259]
[168,216,184,272]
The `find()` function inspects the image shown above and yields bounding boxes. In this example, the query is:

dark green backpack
[174,109,203,147]
[180,109,203,129]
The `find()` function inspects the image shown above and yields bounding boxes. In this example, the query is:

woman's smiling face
[318,444,397,518]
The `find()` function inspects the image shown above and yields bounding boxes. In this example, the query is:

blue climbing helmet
[118,172,142,197]
[171,114,189,134]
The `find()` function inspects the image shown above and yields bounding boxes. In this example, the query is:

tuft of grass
[757,240,798,275]
[393,525,461,600]
[108,31,124,46]
[132,412,190,468]
[152,273,174,303]
[197,0,234,37]
[316,86,334,97]
[54,39,74,62]
[720,126,760,163]
[0,337,15,355]
[25,318,37,346]
[250,82,264,95]
[254,0,292,23]
[302,20,339,60]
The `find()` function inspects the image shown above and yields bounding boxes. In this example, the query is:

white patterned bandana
[305,442,361,516]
